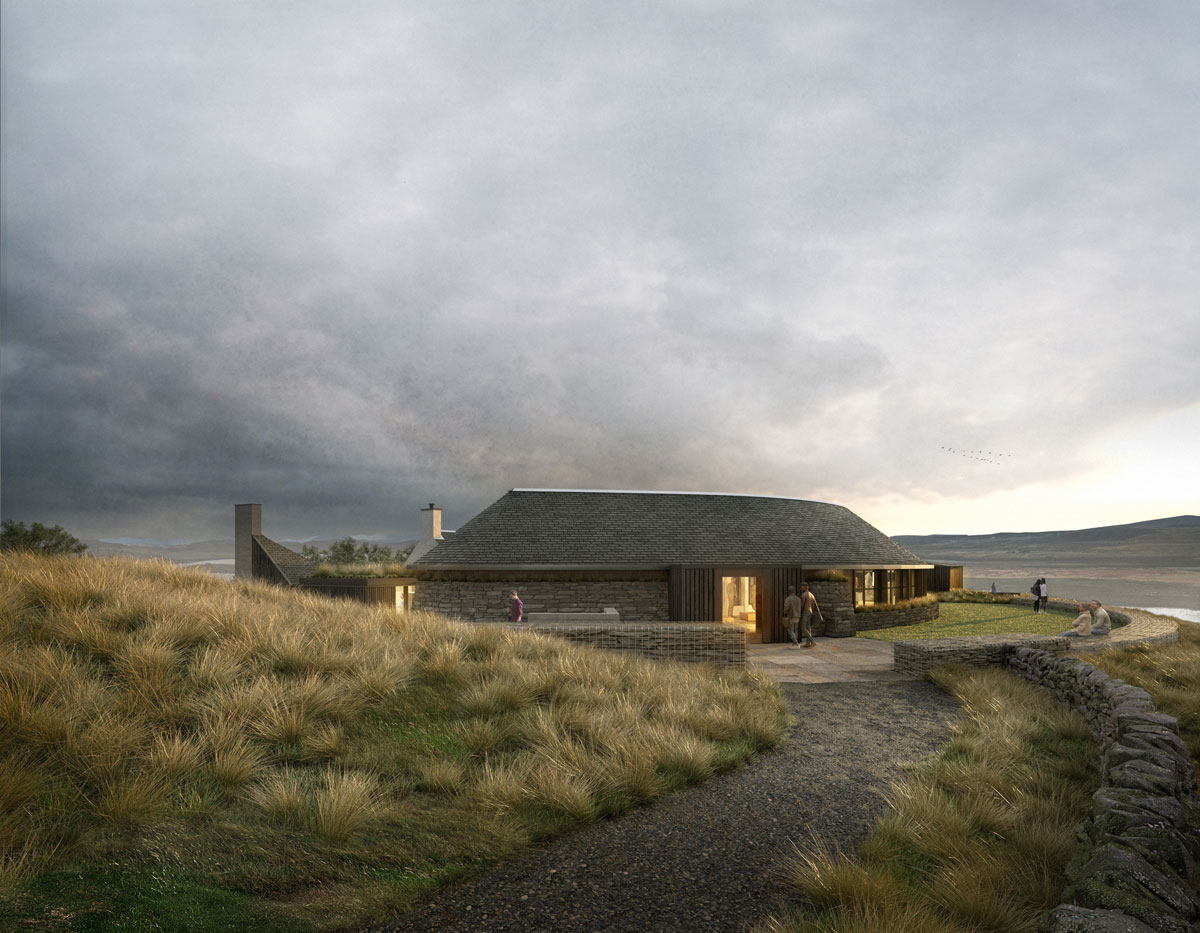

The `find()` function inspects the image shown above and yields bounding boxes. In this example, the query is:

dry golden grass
[0,552,787,927]
[762,666,1100,933]
[1087,616,1200,772]
[311,770,388,841]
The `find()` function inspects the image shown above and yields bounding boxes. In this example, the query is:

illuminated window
[853,571,876,606]
[721,576,758,623]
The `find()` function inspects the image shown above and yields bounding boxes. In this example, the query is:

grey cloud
[3,1,1198,540]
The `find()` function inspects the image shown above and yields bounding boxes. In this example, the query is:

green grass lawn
[856,601,1078,642]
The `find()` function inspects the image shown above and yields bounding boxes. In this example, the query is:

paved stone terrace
[746,609,1183,684]
[747,635,909,683]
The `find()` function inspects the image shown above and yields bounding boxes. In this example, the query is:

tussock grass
[0,552,787,930]
[1087,616,1200,772]
[760,666,1100,933]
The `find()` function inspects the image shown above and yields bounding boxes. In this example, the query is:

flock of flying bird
[940,447,1011,465]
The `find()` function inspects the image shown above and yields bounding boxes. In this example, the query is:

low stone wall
[1066,610,1180,655]
[805,581,938,637]
[1005,647,1199,932]
[414,579,670,623]
[852,602,940,633]
[893,633,1070,674]
[518,621,746,668]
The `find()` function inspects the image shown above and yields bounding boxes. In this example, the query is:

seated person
[1090,600,1111,635]
[1060,604,1092,637]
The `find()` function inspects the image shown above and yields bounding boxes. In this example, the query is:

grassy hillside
[0,554,787,932]
[895,515,1200,568]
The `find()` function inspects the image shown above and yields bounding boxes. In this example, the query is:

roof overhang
[413,562,934,572]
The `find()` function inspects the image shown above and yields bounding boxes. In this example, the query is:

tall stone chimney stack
[422,503,442,542]
[234,503,261,580]
[406,502,444,565]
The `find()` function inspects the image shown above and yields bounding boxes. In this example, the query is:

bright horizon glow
[856,405,1199,536]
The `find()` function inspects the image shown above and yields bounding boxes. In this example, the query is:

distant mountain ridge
[894,515,1200,568]
[86,534,418,563]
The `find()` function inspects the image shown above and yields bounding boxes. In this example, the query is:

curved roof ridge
[416,489,927,569]
[511,487,837,505]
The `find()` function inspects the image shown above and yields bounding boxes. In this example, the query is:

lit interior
[721,575,757,623]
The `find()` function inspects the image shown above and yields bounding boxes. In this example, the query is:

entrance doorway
[721,575,760,638]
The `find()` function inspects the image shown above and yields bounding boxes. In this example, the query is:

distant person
[799,583,821,649]
[508,589,524,624]
[1060,603,1092,637]
[990,582,997,594]
[1031,577,1048,613]
[783,585,803,648]
[1090,600,1111,635]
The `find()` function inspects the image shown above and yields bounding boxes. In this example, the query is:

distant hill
[894,516,1200,569]
[86,535,418,564]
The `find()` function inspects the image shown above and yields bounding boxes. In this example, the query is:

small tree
[300,538,411,564]
[0,520,88,555]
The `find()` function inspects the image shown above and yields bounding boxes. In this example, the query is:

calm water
[966,576,1200,625]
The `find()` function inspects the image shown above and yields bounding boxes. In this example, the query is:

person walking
[782,585,803,648]
[1038,578,1048,613]
[508,589,524,624]
[798,583,820,648]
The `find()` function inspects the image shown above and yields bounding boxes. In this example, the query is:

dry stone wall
[805,581,856,636]
[1005,647,1200,932]
[805,580,939,637]
[413,579,669,623]
[519,621,745,668]
[852,602,940,633]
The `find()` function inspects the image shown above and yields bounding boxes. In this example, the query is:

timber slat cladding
[669,566,715,622]
[767,567,804,644]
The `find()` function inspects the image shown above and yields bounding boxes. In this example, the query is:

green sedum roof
[413,489,930,569]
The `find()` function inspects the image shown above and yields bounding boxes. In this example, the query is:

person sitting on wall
[509,589,524,624]
[1090,600,1111,635]
[1060,603,1092,637]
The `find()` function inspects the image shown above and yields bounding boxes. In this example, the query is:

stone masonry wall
[852,602,941,633]
[799,581,939,637]
[1005,647,1200,932]
[805,581,856,637]
[413,579,670,623]
[520,621,745,668]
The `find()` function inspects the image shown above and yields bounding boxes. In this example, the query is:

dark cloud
[3,1,1197,540]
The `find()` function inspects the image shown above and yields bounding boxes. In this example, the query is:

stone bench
[1063,608,1180,655]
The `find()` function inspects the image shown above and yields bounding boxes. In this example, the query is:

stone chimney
[406,502,444,565]
[234,503,261,580]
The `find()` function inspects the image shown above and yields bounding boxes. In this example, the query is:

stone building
[410,489,933,643]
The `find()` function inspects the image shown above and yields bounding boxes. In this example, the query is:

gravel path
[360,680,961,933]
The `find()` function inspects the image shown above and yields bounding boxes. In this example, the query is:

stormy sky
[3,1,1198,543]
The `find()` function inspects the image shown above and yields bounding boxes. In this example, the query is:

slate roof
[413,489,930,569]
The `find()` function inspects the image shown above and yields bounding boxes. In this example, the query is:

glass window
[854,571,876,606]
[721,576,758,622]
